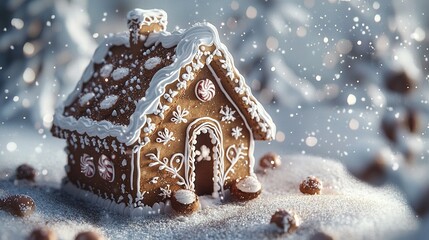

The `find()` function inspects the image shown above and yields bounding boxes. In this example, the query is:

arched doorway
[184,117,224,197]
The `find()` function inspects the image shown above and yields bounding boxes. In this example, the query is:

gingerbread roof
[52,9,276,145]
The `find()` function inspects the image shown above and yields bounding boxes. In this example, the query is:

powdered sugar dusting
[79,93,95,106]
[174,189,196,205]
[100,95,118,110]
[144,57,161,70]
[0,128,418,239]
[236,176,261,193]
[111,67,130,81]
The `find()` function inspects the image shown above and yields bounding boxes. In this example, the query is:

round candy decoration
[98,155,115,182]
[195,79,216,102]
[80,154,95,178]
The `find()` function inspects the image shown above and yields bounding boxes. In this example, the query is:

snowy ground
[1,0,429,239]
[0,125,422,239]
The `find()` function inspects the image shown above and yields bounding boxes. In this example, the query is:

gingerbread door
[186,117,224,196]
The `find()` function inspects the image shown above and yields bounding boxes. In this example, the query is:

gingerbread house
[51,9,276,216]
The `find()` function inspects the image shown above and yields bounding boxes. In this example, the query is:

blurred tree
[0,0,95,129]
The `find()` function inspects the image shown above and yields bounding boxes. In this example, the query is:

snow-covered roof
[53,10,276,145]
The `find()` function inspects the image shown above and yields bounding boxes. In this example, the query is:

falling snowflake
[171,105,189,124]
[220,105,236,123]
[195,145,211,162]
[156,128,175,145]
[159,184,172,199]
[231,126,243,140]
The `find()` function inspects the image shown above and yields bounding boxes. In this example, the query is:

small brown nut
[3,194,36,217]
[356,155,387,186]
[310,231,334,240]
[230,176,262,202]
[299,176,323,195]
[404,108,420,133]
[170,189,200,215]
[16,164,36,182]
[259,152,281,170]
[385,71,416,95]
[270,209,300,233]
[28,227,57,240]
[75,231,105,240]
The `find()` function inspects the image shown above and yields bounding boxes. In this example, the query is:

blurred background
[0,0,428,230]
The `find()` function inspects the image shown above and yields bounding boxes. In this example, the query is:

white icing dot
[79,93,95,106]
[100,95,119,109]
[100,64,113,78]
[144,57,162,70]
[112,67,130,81]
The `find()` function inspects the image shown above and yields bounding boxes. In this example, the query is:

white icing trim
[53,22,275,145]
[147,150,186,187]
[62,180,171,217]
[127,9,168,32]
[208,65,256,177]
[184,117,224,196]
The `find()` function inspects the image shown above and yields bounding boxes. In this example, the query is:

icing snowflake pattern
[195,79,216,102]
[220,105,236,123]
[231,126,243,139]
[195,145,211,162]
[80,154,95,178]
[98,154,115,182]
[159,184,172,199]
[156,128,175,145]
[171,105,189,124]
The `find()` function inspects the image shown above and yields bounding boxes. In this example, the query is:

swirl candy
[98,155,115,182]
[80,154,95,178]
[195,79,216,102]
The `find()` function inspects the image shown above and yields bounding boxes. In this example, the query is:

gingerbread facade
[51,9,276,216]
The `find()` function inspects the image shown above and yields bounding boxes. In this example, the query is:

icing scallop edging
[62,180,171,217]
[53,22,276,145]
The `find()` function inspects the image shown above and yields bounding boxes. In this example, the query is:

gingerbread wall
[52,127,140,207]
[137,63,253,206]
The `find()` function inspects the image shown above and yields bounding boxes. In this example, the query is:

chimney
[127,9,167,47]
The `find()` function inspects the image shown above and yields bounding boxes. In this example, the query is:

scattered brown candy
[270,209,300,234]
[170,189,200,215]
[310,231,334,240]
[404,108,421,133]
[16,164,36,182]
[415,187,429,217]
[28,227,57,240]
[230,176,262,202]
[355,154,387,186]
[1,194,36,217]
[299,176,323,195]
[385,71,416,94]
[259,152,281,170]
[75,231,105,240]
[381,117,397,143]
